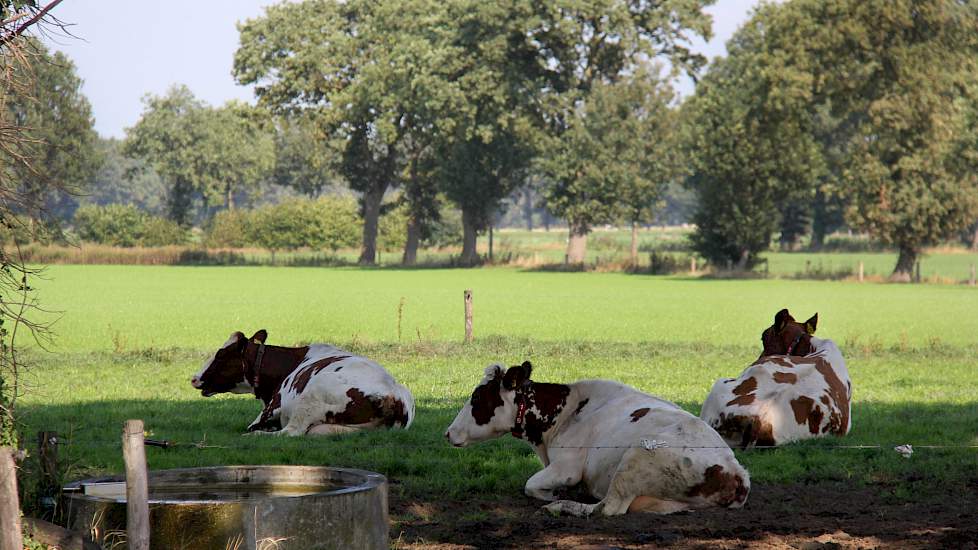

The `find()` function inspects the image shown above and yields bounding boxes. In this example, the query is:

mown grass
[15,265,978,507]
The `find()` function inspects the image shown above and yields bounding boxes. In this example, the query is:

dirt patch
[390,482,978,549]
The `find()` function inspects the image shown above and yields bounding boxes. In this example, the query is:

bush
[251,197,361,252]
[74,204,186,247]
[378,202,408,253]
[203,209,254,248]
[138,216,187,246]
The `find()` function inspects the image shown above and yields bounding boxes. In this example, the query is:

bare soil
[390,482,978,549]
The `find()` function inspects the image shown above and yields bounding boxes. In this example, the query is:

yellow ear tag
[805,323,815,334]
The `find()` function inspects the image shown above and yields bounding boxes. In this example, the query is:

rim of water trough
[62,464,387,505]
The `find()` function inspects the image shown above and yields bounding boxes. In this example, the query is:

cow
[191,330,414,436]
[445,361,750,516]
[700,309,851,449]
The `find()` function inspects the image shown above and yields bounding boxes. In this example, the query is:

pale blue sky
[43,1,764,138]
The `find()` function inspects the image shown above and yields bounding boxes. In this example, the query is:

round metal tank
[62,465,388,550]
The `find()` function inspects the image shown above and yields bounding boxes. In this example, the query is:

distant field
[14,265,977,514]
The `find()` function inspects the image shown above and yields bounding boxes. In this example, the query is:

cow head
[760,309,817,357]
[191,330,267,397]
[445,361,532,447]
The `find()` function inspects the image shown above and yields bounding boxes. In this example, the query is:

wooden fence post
[690,257,696,275]
[37,431,59,512]
[0,447,21,550]
[464,290,473,343]
[858,261,864,283]
[970,263,976,287]
[914,261,921,283]
[123,420,150,550]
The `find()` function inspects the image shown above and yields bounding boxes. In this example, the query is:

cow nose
[191,376,201,388]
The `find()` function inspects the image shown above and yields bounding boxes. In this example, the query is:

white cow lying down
[700,310,851,448]
[445,361,750,516]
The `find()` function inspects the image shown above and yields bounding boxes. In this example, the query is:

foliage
[682,6,825,270]
[540,66,677,261]
[235,0,457,264]
[272,116,339,196]
[73,204,187,247]
[250,197,361,253]
[85,138,167,215]
[684,0,978,278]
[4,39,101,223]
[124,86,275,224]
[0,6,69,447]
[204,197,362,252]
[202,209,253,249]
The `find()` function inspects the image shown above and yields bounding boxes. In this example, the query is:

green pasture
[15,265,978,508]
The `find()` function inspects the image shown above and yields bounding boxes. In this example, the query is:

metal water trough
[63,465,388,550]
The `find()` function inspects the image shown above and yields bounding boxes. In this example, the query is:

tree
[235,0,455,265]
[682,8,825,270]
[692,0,978,278]
[123,85,204,225]
[124,87,274,224]
[0,0,70,454]
[528,0,713,263]
[809,1,978,279]
[272,116,340,197]
[84,138,167,215]
[6,39,100,225]
[539,68,675,263]
[193,101,275,211]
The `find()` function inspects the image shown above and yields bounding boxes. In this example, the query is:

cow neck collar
[252,343,267,391]
[786,332,808,356]
[511,380,532,439]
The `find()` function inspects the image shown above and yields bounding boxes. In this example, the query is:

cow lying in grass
[700,309,851,449]
[192,330,414,435]
[445,361,750,516]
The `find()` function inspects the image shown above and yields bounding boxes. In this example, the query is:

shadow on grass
[17,397,978,546]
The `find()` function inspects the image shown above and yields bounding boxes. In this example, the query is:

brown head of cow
[760,309,817,358]
[191,330,267,396]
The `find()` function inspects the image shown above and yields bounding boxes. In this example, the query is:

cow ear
[483,364,503,380]
[774,309,793,334]
[251,329,268,344]
[805,313,818,335]
[503,361,531,390]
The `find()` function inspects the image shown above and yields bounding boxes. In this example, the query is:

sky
[43,1,764,139]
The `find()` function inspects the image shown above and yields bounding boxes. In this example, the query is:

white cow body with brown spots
[251,344,415,436]
[192,331,414,436]
[446,363,750,516]
[700,337,851,449]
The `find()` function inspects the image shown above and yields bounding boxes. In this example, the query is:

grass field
[15,265,978,512]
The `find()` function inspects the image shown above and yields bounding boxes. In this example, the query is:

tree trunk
[226,184,234,211]
[971,224,978,251]
[168,177,194,226]
[402,216,420,266]
[358,185,386,265]
[523,188,534,231]
[460,208,479,266]
[566,221,588,264]
[735,248,750,271]
[630,222,638,265]
[891,244,917,282]
[543,210,552,232]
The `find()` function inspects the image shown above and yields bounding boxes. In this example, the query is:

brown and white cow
[700,309,851,449]
[445,361,750,516]
[191,330,414,436]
